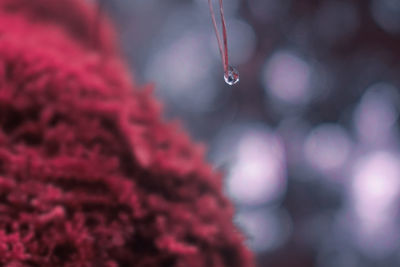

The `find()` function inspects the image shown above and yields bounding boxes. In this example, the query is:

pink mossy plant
[0,0,253,266]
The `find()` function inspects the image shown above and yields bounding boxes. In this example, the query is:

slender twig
[208,0,229,74]
[219,0,229,73]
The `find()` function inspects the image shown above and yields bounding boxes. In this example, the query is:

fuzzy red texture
[0,0,253,266]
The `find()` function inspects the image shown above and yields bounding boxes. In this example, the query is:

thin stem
[208,0,229,74]
[219,0,229,73]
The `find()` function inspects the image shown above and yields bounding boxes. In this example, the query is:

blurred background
[100,0,400,266]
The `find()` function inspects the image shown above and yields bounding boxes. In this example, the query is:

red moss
[0,0,253,266]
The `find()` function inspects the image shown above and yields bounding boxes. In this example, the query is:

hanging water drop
[224,66,240,85]
[208,0,240,85]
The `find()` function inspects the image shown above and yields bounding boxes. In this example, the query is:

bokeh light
[211,124,286,206]
[235,208,292,252]
[371,0,400,34]
[350,151,400,257]
[145,30,219,112]
[304,123,352,172]
[105,0,400,266]
[353,83,400,146]
[262,51,312,105]
[221,19,257,66]
[228,130,286,205]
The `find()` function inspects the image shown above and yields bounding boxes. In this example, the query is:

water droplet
[224,66,240,85]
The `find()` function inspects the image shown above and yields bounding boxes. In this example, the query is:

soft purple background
[101,0,400,266]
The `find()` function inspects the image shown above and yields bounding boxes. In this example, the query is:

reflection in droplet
[224,66,240,85]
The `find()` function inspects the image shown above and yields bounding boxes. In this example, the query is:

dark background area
[101,0,400,266]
